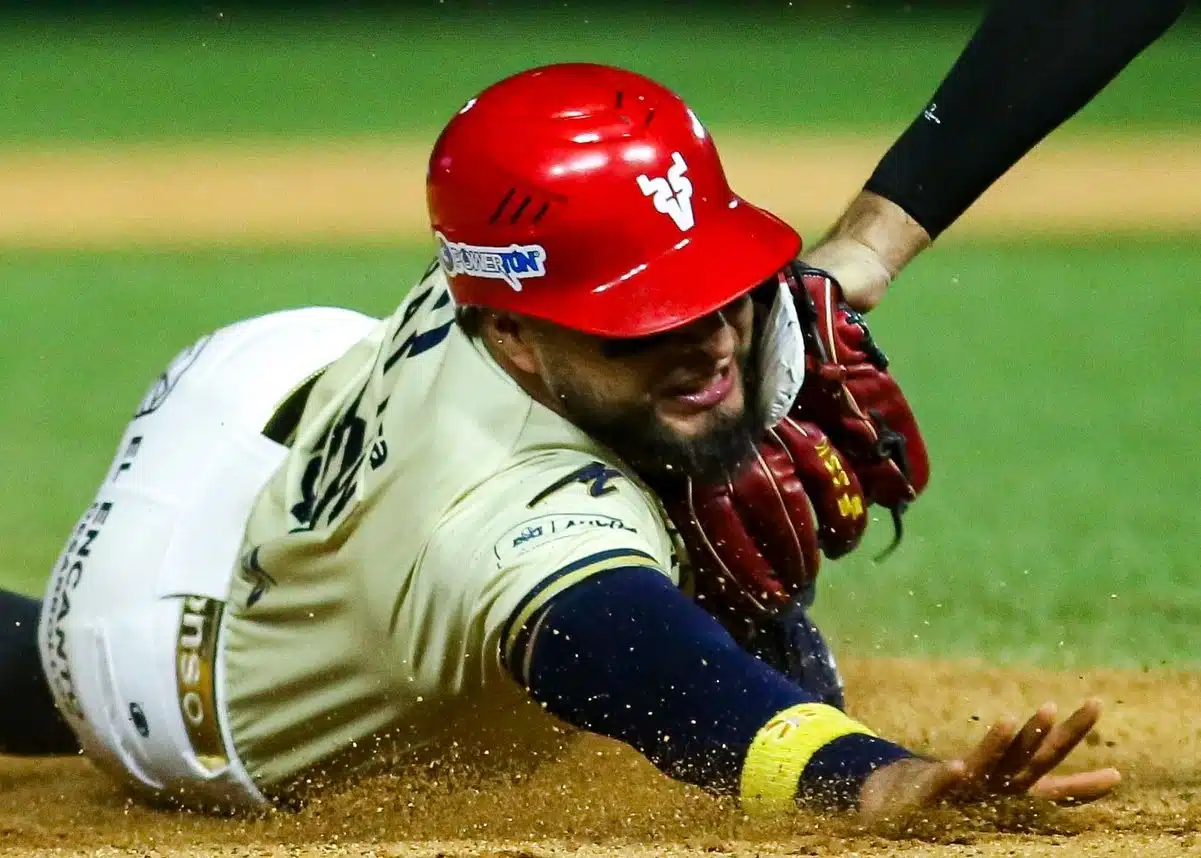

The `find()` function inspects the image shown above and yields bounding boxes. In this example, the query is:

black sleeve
[0,590,80,755]
[865,0,1189,239]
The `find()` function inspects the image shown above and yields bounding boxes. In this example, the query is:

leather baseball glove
[657,262,930,644]
[789,263,929,553]
[657,417,867,640]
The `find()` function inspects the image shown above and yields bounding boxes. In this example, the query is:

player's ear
[483,310,541,376]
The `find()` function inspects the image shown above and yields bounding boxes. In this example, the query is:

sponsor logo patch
[176,595,230,773]
[435,231,547,292]
[493,513,639,566]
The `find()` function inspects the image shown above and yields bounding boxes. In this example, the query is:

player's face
[531,295,759,482]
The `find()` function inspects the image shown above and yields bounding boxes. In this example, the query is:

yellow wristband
[738,703,877,816]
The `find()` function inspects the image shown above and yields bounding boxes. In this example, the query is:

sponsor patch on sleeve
[493,513,639,567]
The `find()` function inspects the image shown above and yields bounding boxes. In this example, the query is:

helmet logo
[434,231,547,292]
[636,151,695,232]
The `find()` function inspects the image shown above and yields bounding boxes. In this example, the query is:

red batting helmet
[426,63,801,338]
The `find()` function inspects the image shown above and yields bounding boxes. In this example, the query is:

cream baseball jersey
[221,263,683,793]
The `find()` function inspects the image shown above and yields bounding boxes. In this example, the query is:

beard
[545,352,762,485]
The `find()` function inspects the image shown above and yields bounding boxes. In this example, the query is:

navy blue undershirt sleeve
[508,566,911,805]
[0,590,80,755]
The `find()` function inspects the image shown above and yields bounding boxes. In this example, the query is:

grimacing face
[489,295,761,484]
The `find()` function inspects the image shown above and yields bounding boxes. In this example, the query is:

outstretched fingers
[1006,698,1104,793]
[1028,768,1122,805]
[988,702,1058,792]
[859,698,1119,824]
[956,714,1020,793]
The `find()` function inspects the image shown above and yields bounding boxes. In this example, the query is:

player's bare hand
[801,191,932,312]
[856,698,1121,826]
[800,237,894,312]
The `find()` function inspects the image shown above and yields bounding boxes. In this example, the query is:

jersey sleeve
[418,453,679,680]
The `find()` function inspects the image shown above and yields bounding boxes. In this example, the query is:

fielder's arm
[505,566,1120,821]
[805,0,1189,310]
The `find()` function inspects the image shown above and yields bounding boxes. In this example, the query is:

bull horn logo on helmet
[636,152,695,232]
[426,64,802,336]
[434,231,548,293]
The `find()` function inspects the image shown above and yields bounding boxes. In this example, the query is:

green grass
[816,238,1201,669]
[2,238,1199,669]
[0,11,1199,142]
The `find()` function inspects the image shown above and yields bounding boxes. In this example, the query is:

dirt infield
[0,133,1198,247]
[2,659,1198,857]
[2,135,1199,856]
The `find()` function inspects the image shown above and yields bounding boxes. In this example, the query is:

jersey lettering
[292,271,454,531]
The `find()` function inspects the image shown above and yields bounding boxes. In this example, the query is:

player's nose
[674,307,738,362]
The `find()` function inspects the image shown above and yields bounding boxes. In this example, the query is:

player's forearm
[511,567,912,810]
[866,0,1188,240]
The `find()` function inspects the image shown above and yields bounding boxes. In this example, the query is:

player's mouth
[659,361,736,415]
